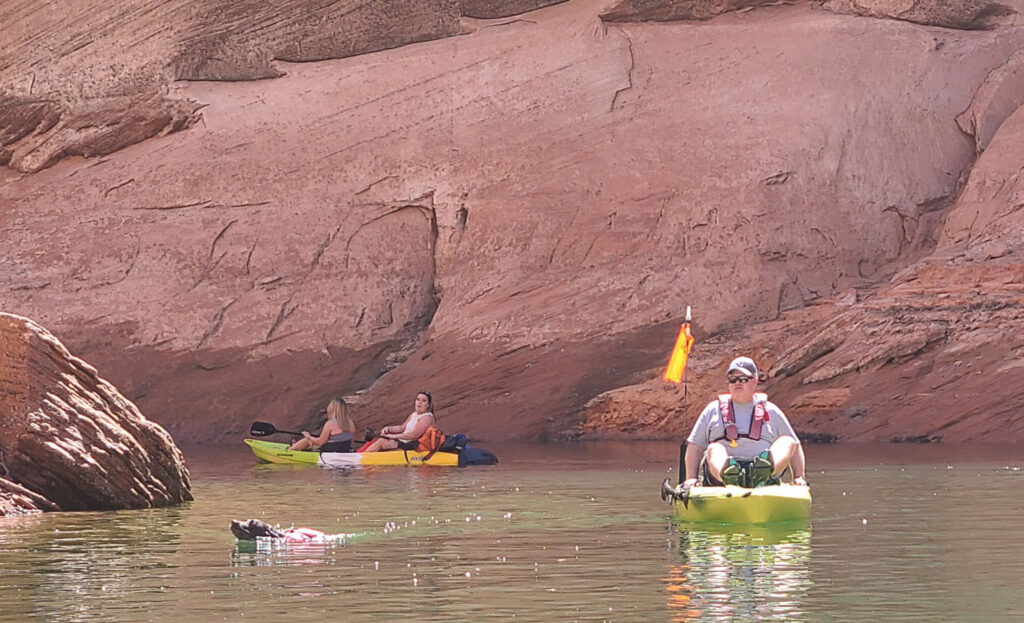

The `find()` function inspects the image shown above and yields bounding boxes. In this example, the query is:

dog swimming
[230,519,351,544]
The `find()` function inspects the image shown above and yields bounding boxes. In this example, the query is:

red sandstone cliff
[2,0,1023,443]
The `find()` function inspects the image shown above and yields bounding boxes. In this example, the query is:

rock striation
[0,0,567,173]
[821,0,1017,30]
[0,313,192,516]
[600,0,1016,29]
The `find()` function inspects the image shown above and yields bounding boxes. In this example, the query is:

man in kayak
[683,356,808,488]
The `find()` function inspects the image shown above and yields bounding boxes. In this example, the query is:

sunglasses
[727,376,753,384]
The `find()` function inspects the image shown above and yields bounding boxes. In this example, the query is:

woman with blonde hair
[288,398,356,452]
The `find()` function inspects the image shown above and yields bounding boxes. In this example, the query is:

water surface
[1,442,1022,622]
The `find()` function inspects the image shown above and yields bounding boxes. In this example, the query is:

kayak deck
[670,484,811,524]
[244,439,460,466]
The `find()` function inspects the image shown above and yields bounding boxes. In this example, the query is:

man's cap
[727,356,758,378]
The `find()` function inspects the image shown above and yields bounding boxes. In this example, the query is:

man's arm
[682,402,716,485]
[684,442,704,486]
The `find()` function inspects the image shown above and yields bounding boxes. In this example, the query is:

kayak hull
[671,484,811,524]
[244,439,460,466]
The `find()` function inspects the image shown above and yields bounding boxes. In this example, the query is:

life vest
[416,426,446,458]
[718,392,770,442]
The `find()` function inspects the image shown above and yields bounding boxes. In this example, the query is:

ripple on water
[2,442,1023,621]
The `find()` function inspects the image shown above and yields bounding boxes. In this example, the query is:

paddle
[661,477,674,502]
[661,477,691,509]
[677,440,687,486]
[250,421,301,437]
[678,484,691,508]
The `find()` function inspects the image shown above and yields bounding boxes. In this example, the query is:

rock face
[600,0,793,22]
[0,95,202,173]
[957,50,1024,153]
[821,0,1016,29]
[573,103,1024,443]
[0,0,570,173]
[2,0,1024,444]
[599,0,1015,28]
[0,313,192,516]
[462,0,569,18]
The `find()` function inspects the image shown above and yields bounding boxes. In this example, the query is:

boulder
[0,313,192,515]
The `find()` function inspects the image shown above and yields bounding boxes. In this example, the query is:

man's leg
[768,436,799,478]
[705,442,741,485]
[748,450,774,487]
[748,437,801,487]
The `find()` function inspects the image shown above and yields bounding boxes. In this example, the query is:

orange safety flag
[663,307,694,384]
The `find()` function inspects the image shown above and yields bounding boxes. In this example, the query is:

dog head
[230,519,284,540]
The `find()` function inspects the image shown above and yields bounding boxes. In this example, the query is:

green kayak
[662,479,811,524]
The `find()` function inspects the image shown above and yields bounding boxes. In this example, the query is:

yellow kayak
[662,479,811,524]
[244,439,460,467]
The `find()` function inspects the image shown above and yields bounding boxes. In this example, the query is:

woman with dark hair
[288,398,356,452]
[360,390,435,453]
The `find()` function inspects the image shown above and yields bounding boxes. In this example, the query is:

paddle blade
[661,477,673,503]
[663,322,694,384]
[249,422,278,437]
[679,484,691,509]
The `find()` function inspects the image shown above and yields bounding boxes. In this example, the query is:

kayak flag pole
[663,306,694,385]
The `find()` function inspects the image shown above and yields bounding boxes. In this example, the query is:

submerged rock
[0,313,192,516]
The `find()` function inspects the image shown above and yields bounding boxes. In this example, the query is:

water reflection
[668,524,812,622]
[231,539,348,567]
[0,507,187,622]
[3,443,1022,622]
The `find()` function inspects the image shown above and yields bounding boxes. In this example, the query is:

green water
[1,442,1022,622]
